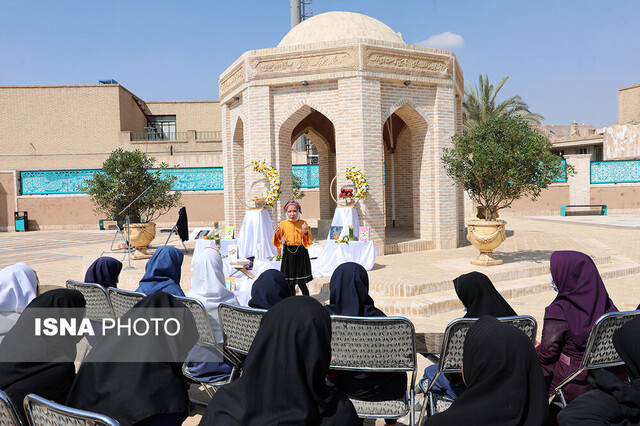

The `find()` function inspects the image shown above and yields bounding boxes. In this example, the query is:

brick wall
[619,84,640,124]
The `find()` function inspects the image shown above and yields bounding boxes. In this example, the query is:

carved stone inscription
[363,46,452,79]
[219,63,245,98]
[249,49,357,79]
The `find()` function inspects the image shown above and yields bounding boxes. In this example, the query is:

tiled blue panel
[159,167,224,191]
[556,160,567,182]
[21,167,225,195]
[20,169,99,195]
[591,161,640,184]
[292,164,319,188]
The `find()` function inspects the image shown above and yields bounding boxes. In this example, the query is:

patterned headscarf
[283,200,302,213]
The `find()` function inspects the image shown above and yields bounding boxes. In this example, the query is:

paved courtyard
[3,214,640,425]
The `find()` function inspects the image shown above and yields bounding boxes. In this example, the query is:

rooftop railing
[130,131,188,141]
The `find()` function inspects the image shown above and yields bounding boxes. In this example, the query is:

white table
[312,240,378,278]
[236,209,277,259]
[328,207,360,240]
[194,238,237,258]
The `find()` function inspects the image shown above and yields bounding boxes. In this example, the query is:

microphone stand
[116,181,158,270]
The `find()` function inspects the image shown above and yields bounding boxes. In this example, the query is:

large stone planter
[126,222,156,260]
[466,219,506,266]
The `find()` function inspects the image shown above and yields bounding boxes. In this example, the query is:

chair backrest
[329,315,416,372]
[174,296,220,350]
[107,288,145,318]
[550,310,640,404]
[438,315,537,373]
[0,389,23,426]
[66,280,114,321]
[24,393,119,426]
[217,303,266,356]
[330,315,417,424]
[579,310,640,371]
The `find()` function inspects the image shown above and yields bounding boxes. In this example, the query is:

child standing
[272,200,313,296]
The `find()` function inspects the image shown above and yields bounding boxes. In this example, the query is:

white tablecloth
[236,209,277,259]
[193,238,237,258]
[221,258,254,306]
[311,241,378,277]
[252,259,281,277]
[328,207,360,240]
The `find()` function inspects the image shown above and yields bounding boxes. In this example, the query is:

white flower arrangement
[251,160,281,207]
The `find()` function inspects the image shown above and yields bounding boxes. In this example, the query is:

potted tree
[84,149,181,259]
[442,115,572,265]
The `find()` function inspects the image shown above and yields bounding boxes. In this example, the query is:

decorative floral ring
[251,160,281,207]
[345,167,369,199]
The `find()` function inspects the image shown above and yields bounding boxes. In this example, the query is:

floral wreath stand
[233,161,281,260]
[235,161,281,210]
[330,175,358,208]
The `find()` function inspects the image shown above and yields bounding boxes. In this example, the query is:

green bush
[442,115,573,219]
[83,149,181,223]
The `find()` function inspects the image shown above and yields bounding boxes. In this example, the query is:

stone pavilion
[219,11,465,251]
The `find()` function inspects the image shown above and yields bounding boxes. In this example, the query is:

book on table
[329,225,343,240]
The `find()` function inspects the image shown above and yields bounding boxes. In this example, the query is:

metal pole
[124,215,133,270]
[290,0,301,28]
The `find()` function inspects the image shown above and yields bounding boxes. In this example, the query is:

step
[384,239,434,255]
[366,254,611,298]
[373,255,640,317]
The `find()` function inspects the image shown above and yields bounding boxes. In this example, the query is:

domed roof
[278,11,404,47]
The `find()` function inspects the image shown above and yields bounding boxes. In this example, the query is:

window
[146,115,177,140]
[594,147,603,162]
[577,148,589,155]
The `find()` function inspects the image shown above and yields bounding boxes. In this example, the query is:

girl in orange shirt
[272,200,313,296]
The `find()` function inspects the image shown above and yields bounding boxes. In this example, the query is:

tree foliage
[292,174,306,199]
[83,149,181,223]
[442,115,573,219]
[463,74,544,132]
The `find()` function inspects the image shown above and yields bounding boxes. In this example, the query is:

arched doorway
[290,110,336,221]
[223,117,245,229]
[277,105,337,224]
[382,103,429,240]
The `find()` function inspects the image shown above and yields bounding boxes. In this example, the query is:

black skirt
[281,244,313,288]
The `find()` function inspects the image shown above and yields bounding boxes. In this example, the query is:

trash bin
[15,211,28,232]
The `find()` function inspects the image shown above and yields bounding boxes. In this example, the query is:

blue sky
[1,0,638,127]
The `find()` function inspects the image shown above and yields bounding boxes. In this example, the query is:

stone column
[565,154,592,205]
[431,84,460,249]
[336,77,385,251]
[243,85,292,223]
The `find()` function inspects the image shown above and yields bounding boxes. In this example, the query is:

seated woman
[537,250,618,403]
[424,315,549,425]
[84,256,122,289]
[324,262,406,424]
[0,262,39,343]
[185,247,238,382]
[423,271,517,400]
[0,289,86,423]
[248,269,292,309]
[66,292,199,426]
[200,297,359,425]
[136,246,185,297]
[558,316,640,425]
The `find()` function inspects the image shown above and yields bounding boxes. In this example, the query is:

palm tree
[463,74,544,132]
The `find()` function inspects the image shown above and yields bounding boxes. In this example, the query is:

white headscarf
[188,248,238,342]
[0,263,38,311]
